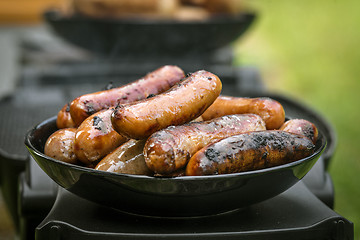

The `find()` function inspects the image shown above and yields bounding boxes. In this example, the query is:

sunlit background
[235,1,360,238]
[0,0,359,239]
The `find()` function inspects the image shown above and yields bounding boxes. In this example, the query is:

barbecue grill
[0,9,354,240]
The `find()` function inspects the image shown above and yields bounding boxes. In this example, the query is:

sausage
[74,108,127,166]
[44,128,78,164]
[144,114,266,174]
[111,70,222,139]
[201,96,285,130]
[186,130,316,176]
[56,103,76,129]
[69,65,185,126]
[95,139,152,176]
[279,119,318,144]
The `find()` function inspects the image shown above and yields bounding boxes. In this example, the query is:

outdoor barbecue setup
[0,3,355,240]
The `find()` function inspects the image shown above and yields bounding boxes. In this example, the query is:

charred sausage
[95,139,152,175]
[111,70,222,139]
[279,119,318,144]
[201,96,285,130]
[144,114,266,174]
[69,65,185,126]
[56,103,76,129]
[44,128,78,164]
[74,108,127,166]
[186,130,315,176]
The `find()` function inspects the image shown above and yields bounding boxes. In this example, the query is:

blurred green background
[234,0,359,238]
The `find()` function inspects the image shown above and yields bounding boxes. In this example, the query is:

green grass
[235,0,360,238]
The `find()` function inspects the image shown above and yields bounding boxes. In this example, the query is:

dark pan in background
[43,10,256,58]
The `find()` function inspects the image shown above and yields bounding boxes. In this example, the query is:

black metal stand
[35,179,353,240]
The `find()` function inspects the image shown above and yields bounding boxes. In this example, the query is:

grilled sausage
[95,139,152,175]
[279,119,318,144]
[144,114,266,174]
[111,70,222,140]
[186,130,316,176]
[69,65,185,126]
[56,103,76,129]
[44,128,78,164]
[74,108,127,166]
[201,96,285,130]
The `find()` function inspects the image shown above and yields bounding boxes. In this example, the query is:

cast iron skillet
[25,114,326,218]
[43,10,256,58]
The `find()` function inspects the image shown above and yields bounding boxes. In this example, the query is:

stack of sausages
[44,65,318,177]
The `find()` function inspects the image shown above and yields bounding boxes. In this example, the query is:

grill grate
[0,96,59,158]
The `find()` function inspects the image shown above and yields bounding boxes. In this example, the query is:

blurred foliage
[235,0,360,238]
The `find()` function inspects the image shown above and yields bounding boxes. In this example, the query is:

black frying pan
[25,114,326,218]
[43,10,256,58]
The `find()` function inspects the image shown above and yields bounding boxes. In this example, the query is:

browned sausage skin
[201,96,285,130]
[186,130,315,176]
[111,70,222,140]
[153,168,186,178]
[74,108,127,167]
[144,114,266,174]
[44,128,78,164]
[95,139,152,176]
[56,103,76,129]
[279,119,318,144]
[69,65,185,126]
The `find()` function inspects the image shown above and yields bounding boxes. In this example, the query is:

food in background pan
[45,65,318,177]
[180,0,243,14]
[63,0,246,21]
[72,0,179,19]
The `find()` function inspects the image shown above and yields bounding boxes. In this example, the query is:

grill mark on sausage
[93,116,103,130]
[205,148,221,162]
[84,100,96,115]
[186,131,316,176]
